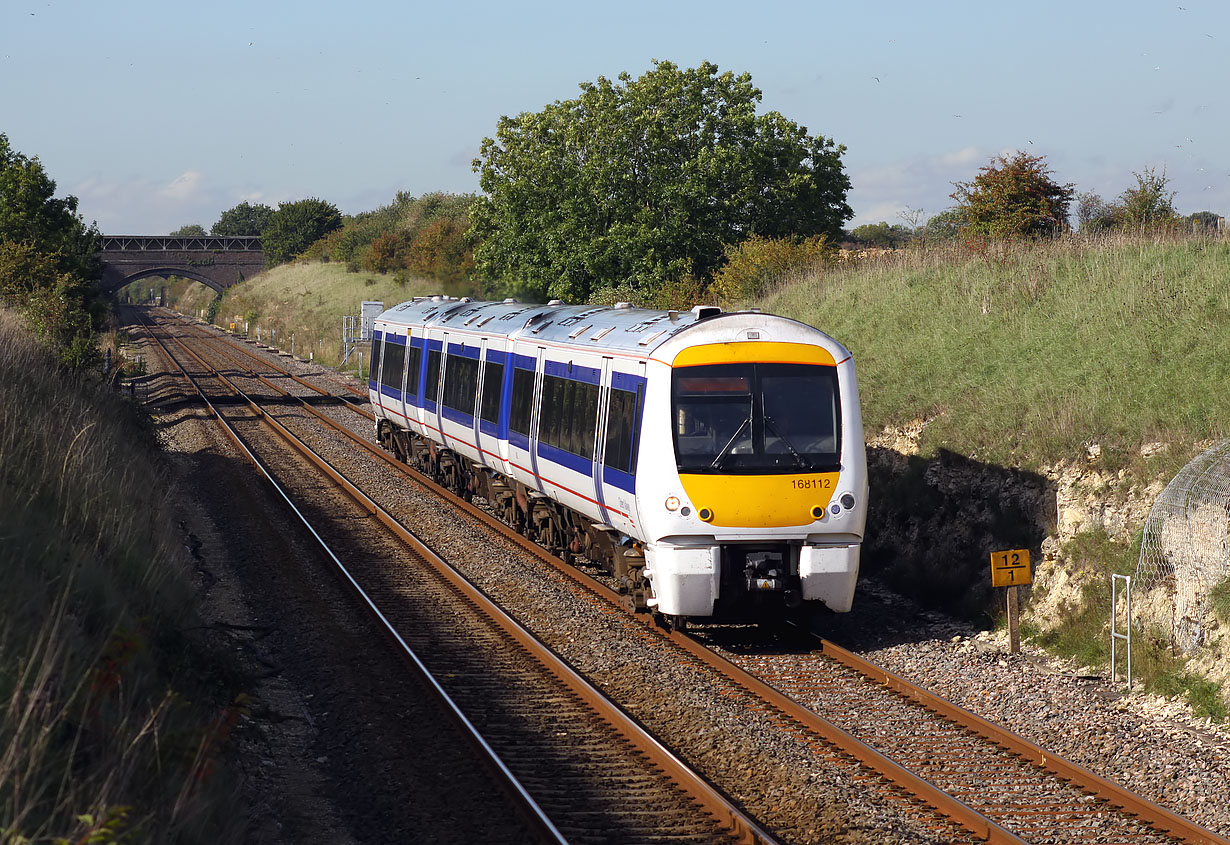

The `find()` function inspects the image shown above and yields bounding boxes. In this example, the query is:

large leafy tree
[470,60,852,302]
[262,198,342,267]
[212,200,273,236]
[951,151,1074,239]
[0,133,99,280]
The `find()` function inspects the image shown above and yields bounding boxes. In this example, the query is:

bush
[709,235,833,302]
[952,151,1074,239]
[1119,167,1179,230]
[364,231,409,274]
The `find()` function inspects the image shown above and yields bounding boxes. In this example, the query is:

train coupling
[744,550,786,592]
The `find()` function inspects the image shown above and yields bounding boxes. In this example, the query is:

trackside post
[990,548,1032,654]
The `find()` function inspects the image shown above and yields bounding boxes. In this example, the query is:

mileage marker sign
[991,549,1031,654]
[990,548,1031,587]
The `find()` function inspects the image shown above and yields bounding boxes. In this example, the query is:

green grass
[0,309,244,842]
[164,261,477,370]
[760,232,1230,471]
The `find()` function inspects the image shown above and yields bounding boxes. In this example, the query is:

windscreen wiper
[711,417,752,470]
[763,416,813,469]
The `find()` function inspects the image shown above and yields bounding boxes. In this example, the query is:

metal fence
[1134,439,1230,653]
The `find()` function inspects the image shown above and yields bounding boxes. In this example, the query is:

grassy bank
[164,262,477,369]
[0,309,242,841]
[762,232,1230,473]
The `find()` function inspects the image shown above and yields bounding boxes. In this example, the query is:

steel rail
[156,308,1230,844]
[165,310,371,403]
[141,311,777,845]
[134,312,568,845]
[816,639,1230,845]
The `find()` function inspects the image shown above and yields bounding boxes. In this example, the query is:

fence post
[1111,574,1132,689]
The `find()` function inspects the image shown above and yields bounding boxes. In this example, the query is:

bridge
[98,235,265,294]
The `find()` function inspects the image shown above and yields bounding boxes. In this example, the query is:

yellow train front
[636,310,867,625]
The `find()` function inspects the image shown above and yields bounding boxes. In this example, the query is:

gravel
[145,311,1230,843]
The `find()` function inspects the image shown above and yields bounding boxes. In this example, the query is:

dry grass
[165,261,473,370]
[0,308,242,842]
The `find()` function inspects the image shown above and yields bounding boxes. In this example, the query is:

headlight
[840,493,856,510]
[665,496,681,512]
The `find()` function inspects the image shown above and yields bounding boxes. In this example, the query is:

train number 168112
[791,478,832,490]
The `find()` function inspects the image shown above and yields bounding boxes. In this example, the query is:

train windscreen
[672,362,840,473]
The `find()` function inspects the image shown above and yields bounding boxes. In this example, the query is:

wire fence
[1135,439,1230,653]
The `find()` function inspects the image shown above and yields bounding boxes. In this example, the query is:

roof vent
[691,305,722,319]
[547,299,564,306]
[503,298,518,304]
[460,297,472,303]
[613,301,633,310]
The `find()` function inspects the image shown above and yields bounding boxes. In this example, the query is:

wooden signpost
[990,549,1032,653]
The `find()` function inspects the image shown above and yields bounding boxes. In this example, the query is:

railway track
[133,308,773,845]
[139,308,1230,844]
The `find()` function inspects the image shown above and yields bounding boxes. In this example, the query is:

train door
[474,338,489,469]
[528,346,546,489]
[592,357,614,526]
[426,330,445,446]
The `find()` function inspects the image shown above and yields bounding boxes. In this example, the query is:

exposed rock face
[864,421,1167,626]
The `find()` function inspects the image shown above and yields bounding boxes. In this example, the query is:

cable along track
[147,309,1230,844]
[135,310,773,845]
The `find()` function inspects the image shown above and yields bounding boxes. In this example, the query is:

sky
[3,0,1227,235]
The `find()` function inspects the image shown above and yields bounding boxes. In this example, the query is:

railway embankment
[0,309,246,843]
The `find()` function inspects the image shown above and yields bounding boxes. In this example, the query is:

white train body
[368,296,867,622]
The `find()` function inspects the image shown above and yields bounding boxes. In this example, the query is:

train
[368,296,867,627]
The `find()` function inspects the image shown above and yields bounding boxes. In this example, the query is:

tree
[262,198,343,267]
[212,201,273,236]
[1119,167,1178,229]
[922,208,967,241]
[470,60,852,302]
[850,221,912,248]
[951,151,1074,239]
[0,133,99,280]
[1074,191,1122,233]
[169,223,207,237]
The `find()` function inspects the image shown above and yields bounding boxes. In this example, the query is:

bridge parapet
[101,235,262,252]
[97,234,265,294]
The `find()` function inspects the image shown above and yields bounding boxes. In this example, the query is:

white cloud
[158,170,206,201]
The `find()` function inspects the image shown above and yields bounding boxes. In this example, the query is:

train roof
[375,296,742,355]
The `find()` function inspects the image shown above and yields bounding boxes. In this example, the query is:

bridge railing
[100,235,262,252]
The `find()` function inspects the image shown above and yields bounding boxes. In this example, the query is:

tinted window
[604,384,643,474]
[541,374,599,458]
[443,354,478,415]
[479,361,504,424]
[369,336,382,382]
[380,340,405,391]
[509,367,535,436]
[405,346,422,398]
[671,362,839,473]
[425,349,442,403]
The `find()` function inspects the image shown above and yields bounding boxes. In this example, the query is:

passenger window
[479,361,504,424]
[509,367,535,436]
[425,349,442,403]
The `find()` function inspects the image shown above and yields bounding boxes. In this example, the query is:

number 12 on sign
[990,548,1032,588]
